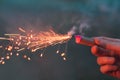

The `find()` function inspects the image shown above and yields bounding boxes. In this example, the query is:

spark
[1,61,5,64]
[17,48,25,52]
[10,52,13,56]
[27,57,31,61]
[0,37,11,40]
[1,57,4,60]
[61,53,65,57]
[5,34,20,36]
[56,45,60,54]
[7,46,13,51]
[63,57,66,61]
[0,27,72,64]
[16,53,19,56]
[0,46,2,48]
[23,55,27,59]
[18,27,26,33]
[6,56,10,60]
[40,53,43,57]
[56,50,59,54]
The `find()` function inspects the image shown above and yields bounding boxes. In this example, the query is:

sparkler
[75,35,95,46]
[0,28,72,64]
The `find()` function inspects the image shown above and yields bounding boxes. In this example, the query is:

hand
[91,37,120,79]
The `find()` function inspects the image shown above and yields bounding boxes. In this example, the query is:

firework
[0,27,72,64]
[6,29,71,51]
[75,35,95,46]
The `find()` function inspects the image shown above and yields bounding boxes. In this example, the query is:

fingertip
[100,65,118,74]
[97,57,115,65]
[100,65,107,74]
[91,45,99,56]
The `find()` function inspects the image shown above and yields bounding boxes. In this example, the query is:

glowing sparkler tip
[75,35,82,44]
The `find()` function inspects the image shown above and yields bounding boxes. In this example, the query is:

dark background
[0,0,120,80]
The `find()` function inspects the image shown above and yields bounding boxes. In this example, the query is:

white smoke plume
[68,20,90,36]
[79,22,90,35]
[68,26,77,36]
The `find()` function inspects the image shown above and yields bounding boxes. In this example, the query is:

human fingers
[91,45,115,57]
[94,37,120,54]
[100,65,118,74]
[96,37,120,42]
[107,70,120,79]
[97,57,115,65]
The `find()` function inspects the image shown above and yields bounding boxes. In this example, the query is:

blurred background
[0,0,120,80]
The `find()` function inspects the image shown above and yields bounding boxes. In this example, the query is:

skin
[91,37,120,79]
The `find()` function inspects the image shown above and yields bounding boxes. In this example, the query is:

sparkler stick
[75,35,95,46]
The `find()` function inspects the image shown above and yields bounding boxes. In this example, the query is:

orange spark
[0,28,72,64]
[61,53,65,57]
[27,57,31,61]
[19,27,26,33]
[23,55,27,59]
[63,57,66,61]
[1,61,5,64]
[16,53,19,56]
[6,56,10,60]
[56,50,59,54]
[7,46,13,51]
[10,52,13,56]
[0,46,2,48]
[40,53,43,57]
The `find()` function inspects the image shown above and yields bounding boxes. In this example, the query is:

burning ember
[75,35,95,46]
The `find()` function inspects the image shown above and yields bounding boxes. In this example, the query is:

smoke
[68,26,77,35]
[68,19,91,36]
[79,20,90,35]
[79,24,89,34]
[0,0,120,36]
[0,1,120,80]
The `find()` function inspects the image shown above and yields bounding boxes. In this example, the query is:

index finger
[91,45,115,57]
[94,37,120,54]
